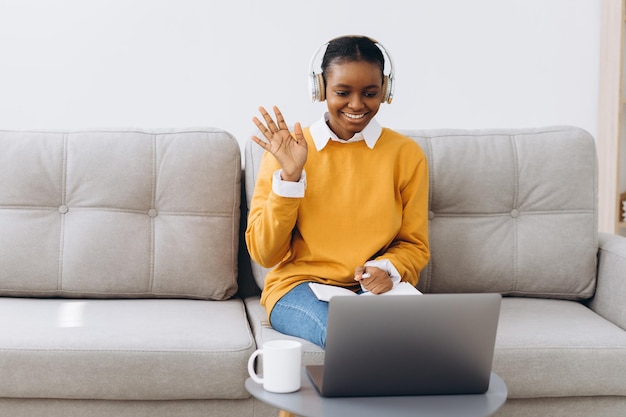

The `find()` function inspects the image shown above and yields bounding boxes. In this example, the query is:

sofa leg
[278,410,296,417]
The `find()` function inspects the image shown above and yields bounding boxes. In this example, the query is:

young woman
[246,35,430,348]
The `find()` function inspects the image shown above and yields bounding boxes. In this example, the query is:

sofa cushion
[246,294,626,401]
[494,298,626,398]
[0,298,255,400]
[244,296,325,366]
[401,126,597,299]
[0,128,240,300]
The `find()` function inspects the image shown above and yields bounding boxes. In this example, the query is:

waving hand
[252,106,307,182]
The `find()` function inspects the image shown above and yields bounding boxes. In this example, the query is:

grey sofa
[0,126,624,417]
[0,128,255,417]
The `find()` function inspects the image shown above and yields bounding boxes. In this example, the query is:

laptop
[306,293,502,397]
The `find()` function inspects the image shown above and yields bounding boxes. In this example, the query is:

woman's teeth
[344,113,365,119]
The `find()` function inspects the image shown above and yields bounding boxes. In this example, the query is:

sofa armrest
[589,232,626,330]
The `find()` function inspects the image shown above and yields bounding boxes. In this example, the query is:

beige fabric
[591,232,626,330]
[493,298,626,398]
[402,127,597,299]
[0,298,255,400]
[244,296,324,368]
[495,397,626,417]
[0,129,241,300]
[0,398,256,417]
[243,136,272,290]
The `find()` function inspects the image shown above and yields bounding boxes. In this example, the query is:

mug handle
[247,349,264,384]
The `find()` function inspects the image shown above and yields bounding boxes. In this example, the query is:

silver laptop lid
[317,293,501,397]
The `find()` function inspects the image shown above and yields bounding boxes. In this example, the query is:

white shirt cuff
[272,169,306,198]
[360,259,402,292]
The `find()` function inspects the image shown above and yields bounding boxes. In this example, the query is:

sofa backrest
[245,126,598,300]
[0,128,241,300]
[244,136,273,291]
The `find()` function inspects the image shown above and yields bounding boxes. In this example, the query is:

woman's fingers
[252,116,272,141]
[254,106,289,141]
[273,106,288,131]
[293,122,305,143]
[259,106,281,133]
[251,135,268,149]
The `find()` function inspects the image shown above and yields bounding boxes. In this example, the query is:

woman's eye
[364,92,378,98]
[335,91,348,97]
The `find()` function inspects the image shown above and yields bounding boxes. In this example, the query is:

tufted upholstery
[404,127,598,299]
[245,126,598,300]
[0,129,241,300]
[0,124,621,416]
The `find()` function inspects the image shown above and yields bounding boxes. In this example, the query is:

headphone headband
[308,36,395,104]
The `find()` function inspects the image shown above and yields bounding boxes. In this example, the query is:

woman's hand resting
[252,106,307,182]
[354,266,394,294]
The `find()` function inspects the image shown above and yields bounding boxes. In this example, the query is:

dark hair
[321,36,385,78]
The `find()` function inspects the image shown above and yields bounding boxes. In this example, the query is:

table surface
[246,368,508,417]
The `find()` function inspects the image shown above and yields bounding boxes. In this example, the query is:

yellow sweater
[246,127,430,318]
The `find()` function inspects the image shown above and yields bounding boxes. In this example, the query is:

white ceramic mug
[247,340,302,393]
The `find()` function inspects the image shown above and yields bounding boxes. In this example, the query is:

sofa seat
[246,295,626,401]
[493,297,626,399]
[0,298,255,401]
[243,296,324,366]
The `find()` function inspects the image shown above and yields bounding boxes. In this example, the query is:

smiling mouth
[342,112,367,120]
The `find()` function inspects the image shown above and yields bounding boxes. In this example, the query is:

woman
[246,35,430,348]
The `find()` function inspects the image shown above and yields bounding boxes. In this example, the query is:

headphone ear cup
[381,75,394,104]
[316,73,326,102]
[381,76,389,103]
[309,73,318,102]
[309,72,326,102]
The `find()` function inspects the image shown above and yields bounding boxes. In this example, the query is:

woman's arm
[245,106,308,268]
[380,152,430,285]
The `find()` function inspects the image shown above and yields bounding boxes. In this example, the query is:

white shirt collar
[309,112,382,151]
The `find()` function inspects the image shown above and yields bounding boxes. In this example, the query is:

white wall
[0,0,600,152]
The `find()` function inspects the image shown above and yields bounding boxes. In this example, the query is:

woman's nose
[348,94,364,109]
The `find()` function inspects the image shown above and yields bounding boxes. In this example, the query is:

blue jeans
[269,282,329,348]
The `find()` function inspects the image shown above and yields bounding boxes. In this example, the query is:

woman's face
[324,60,383,140]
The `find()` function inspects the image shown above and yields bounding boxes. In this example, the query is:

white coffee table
[246,368,507,417]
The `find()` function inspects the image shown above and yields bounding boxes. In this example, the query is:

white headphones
[308,36,395,104]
